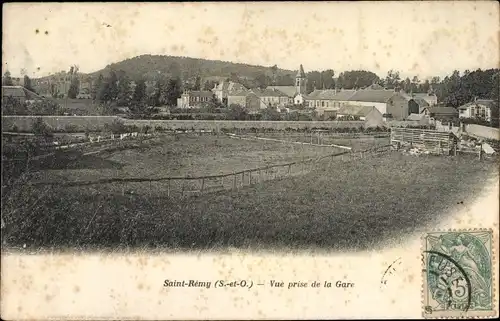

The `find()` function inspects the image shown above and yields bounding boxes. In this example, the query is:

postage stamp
[422,229,496,318]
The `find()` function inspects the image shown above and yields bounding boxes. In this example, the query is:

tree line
[91,70,183,114]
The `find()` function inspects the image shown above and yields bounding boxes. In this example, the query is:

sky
[2,1,499,80]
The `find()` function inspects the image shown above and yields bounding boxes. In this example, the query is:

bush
[64,124,79,133]
[32,118,53,137]
[104,119,127,134]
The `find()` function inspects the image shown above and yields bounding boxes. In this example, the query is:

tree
[165,77,183,107]
[261,106,281,120]
[270,64,278,85]
[193,76,201,91]
[322,69,335,89]
[227,104,248,120]
[67,65,80,99]
[420,79,431,93]
[150,77,168,107]
[116,74,132,106]
[402,77,412,93]
[24,75,35,93]
[490,71,499,128]
[255,73,269,89]
[336,70,380,89]
[132,79,147,107]
[3,71,13,86]
[92,74,104,100]
[384,70,401,89]
[32,117,53,137]
[2,96,28,115]
[68,78,80,99]
[108,70,119,101]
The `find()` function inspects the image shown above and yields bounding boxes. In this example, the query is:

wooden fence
[390,127,457,155]
[29,144,392,199]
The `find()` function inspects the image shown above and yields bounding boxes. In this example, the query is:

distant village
[1,63,498,128]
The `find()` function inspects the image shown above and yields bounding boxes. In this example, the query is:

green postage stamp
[422,229,496,318]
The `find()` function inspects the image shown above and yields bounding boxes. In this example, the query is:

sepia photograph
[1,1,499,320]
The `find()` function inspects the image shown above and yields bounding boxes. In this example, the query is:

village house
[407,112,431,125]
[245,88,286,110]
[458,99,494,122]
[344,89,408,120]
[227,90,249,107]
[412,92,438,106]
[305,89,356,110]
[407,97,429,115]
[427,106,459,120]
[177,90,214,109]
[335,105,384,127]
[212,81,248,106]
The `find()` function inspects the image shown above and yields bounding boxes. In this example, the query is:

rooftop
[267,86,297,97]
[428,107,458,114]
[184,90,213,98]
[337,105,380,117]
[347,89,397,103]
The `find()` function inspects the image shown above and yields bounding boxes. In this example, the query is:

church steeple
[295,64,307,95]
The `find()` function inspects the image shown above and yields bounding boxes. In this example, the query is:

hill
[88,54,296,82]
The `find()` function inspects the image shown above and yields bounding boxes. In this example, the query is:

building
[245,88,287,110]
[428,107,459,120]
[407,113,431,125]
[458,99,494,122]
[212,81,248,106]
[264,65,309,106]
[2,85,43,104]
[344,89,408,120]
[408,97,430,115]
[227,90,250,107]
[305,89,356,110]
[413,92,438,106]
[336,105,384,127]
[177,90,214,109]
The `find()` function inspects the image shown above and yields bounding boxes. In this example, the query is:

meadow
[1,132,497,253]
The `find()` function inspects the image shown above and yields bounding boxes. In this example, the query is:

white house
[458,99,494,122]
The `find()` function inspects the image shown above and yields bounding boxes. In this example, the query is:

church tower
[295,64,307,95]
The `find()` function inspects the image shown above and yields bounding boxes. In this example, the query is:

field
[27,133,343,183]
[1,132,497,253]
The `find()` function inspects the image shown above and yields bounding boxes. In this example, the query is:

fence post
[200,177,205,193]
[249,171,252,185]
[233,174,237,189]
[241,171,245,187]
[181,178,185,197]
[288,164,291,176]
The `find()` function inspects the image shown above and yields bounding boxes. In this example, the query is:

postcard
[1,1,499,319]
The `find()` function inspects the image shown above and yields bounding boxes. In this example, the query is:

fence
[29,144,392,199]
[390,127,457,155]
[2,116,368,133]
[226,133,353,150]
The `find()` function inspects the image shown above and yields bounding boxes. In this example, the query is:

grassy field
[247,132,391,151]
[2,144,497,253]
[27,133,344,183]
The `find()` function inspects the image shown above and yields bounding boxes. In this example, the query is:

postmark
[422,229,496,318]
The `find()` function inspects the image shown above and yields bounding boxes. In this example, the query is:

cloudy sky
[2,1,499,79]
